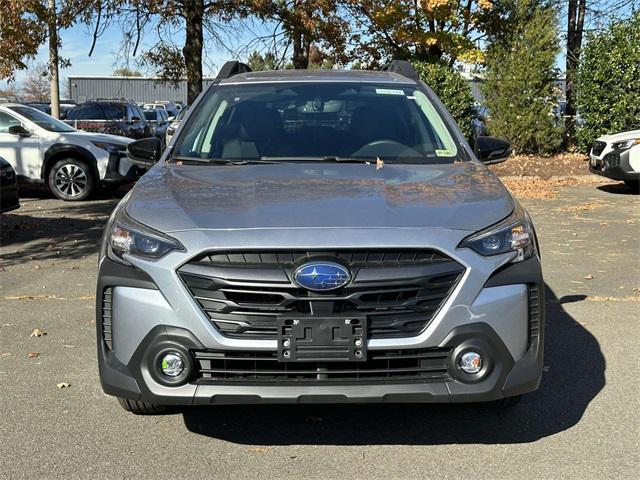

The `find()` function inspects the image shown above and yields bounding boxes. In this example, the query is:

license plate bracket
[277,316,367,362]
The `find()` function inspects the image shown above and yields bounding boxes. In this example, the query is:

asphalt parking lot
[1,180,638,479]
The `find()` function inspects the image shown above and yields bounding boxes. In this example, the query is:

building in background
[67,76,218,104]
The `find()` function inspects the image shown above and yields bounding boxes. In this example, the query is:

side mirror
[127,137,162,167]
[474,136,511,164]
[130,116,141,123]
[8,125,31,137]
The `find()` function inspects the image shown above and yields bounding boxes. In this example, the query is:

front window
[7,106,75,132]
[173,82,463,164]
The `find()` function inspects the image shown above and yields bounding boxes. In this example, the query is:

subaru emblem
[293,262,351,291]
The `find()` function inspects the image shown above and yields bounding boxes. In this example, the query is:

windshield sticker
[375,88,404,95]
[435,149,455,157]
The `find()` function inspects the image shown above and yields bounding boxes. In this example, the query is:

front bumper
[96,245,545,405]
[103,153,145,183]
[590,150,640,181]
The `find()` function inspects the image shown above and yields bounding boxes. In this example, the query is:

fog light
[459,351,482,374]
[160,352,184,377]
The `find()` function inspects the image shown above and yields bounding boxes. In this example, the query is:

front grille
[591,140,606,156]
[527,285,541,348]
[198,250,452,268]
[178,249,465,339]
[193,347,452,384]
[102,287,113,349]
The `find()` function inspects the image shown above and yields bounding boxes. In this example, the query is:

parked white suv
[589,129,640,191]
[0,104,140,200]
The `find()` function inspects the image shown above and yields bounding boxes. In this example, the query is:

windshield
[143,111,157,121]
[8,105,75,132]
[172,82,463,164]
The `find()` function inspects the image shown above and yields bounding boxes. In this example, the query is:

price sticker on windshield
[375,88,405,95]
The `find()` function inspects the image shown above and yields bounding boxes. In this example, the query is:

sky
[4,17,259,89]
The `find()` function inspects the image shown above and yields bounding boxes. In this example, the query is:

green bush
[412,61,476,140]
[482,0,561,154]
[576,13,640,152]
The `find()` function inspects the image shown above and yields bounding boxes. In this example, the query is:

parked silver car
[97,61,543,414]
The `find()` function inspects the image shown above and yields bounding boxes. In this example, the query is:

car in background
[143,101,179,120]
[0,155,19,213]
[165,106,187,145]
[589,129,640,191]
[0,103,141,201]
[143,108,170,148]
[471,105,489,139]
[65,99,151,139]
[23,101,76,119]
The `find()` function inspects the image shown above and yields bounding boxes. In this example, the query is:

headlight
[459,203,536,263]
[107,207,183,265]
[92,141,127,154]
[611,139,639,150]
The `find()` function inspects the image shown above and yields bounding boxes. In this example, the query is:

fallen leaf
[28,352,40,358]
[249,447,269,454]
[376,157,384,170]
[2,323,14,327]
[56,382,70,389]
[30,328,47,337]
[584,274,594,280]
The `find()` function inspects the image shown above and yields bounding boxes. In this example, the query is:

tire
[623,179,639,193]
[48,158,96,201]
[117,397,168,415]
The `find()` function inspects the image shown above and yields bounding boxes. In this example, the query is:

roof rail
[215,61,252,81]
[381,60,420,82]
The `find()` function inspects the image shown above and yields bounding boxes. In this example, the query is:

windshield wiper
[171,156,282,165]
[260,156,372,163]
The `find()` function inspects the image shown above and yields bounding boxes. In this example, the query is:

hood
[126,162,514,233]
[56,131,133,145]
[598,129,640,143]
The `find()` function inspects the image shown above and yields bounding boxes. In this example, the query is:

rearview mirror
[127,137,162,167]
[8,125,31,137]
[474,136,511,164]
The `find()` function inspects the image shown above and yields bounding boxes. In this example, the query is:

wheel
[623,179,639,193]
[48,158,96,201]
[117,397,168,415]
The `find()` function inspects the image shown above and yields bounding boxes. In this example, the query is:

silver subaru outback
[97,61,544,414]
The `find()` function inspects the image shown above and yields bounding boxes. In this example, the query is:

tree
[575,13,640,152]
[113,67,143,76]
[345,0,495,67]
[246,51,279,71]
[412,61,476,139]
[483,0,561,154]
[563,0,586,148]
[245,1,349,69]
[21,63,50,101]
[0,82,21,101]
[91,1,240,104]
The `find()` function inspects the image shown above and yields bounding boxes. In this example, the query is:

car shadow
[182,284,605,445]
[596,182,638,195]
[0,193,125,265]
